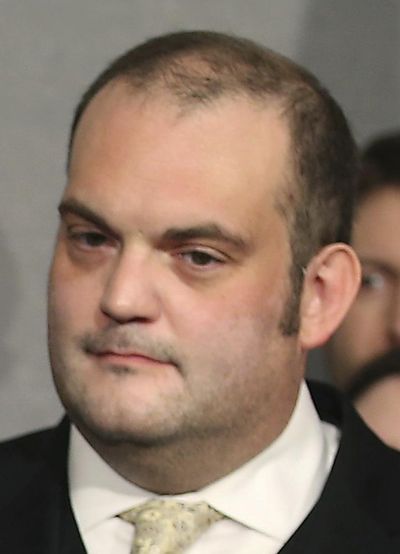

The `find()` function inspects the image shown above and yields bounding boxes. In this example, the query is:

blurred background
[1,0,399,439]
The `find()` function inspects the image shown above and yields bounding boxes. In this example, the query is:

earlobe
[299,243,361,350]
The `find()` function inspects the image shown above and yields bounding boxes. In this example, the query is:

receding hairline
[68,33,323,153]
[69,73,296,215]
[68,66,298,189]
[68,32,325,236]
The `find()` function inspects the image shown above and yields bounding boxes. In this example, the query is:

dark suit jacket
[1,382,399,553]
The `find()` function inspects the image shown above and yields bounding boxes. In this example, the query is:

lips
[80,332,179,369]
[94,350,166,365]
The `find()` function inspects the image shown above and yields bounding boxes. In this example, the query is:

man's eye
[179,250,223,267]
[69,231,108,248]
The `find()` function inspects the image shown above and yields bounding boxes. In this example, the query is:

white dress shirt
[69,382,339,553]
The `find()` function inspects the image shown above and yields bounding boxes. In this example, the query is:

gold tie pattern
[120,499,224,554]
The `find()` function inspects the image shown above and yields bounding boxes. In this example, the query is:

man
[1,31,399,553]
[328,132,400,390]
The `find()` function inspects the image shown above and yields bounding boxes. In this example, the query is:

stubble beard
[48,328,191,448]
[47,273,302,453]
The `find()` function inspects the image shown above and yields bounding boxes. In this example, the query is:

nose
[100,249,162,324]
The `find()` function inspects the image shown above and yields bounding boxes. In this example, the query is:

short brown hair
[68,31,358,334]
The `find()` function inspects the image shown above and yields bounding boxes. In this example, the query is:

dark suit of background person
[1,31,400,553]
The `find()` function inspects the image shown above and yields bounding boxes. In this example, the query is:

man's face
[48,82,302,451]
[329,186,400,389]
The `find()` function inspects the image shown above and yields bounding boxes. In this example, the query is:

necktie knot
[120,499,223,553]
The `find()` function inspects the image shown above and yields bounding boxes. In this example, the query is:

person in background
[1,31,400,554]
[346,348,400,449]
[327,132,400,390]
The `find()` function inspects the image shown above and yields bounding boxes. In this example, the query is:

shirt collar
[69,429,154,533]
[69,381,339,543]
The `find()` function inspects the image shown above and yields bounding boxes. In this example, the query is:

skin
[356,373,400,450]
[329,186,400,390]
[48,80,358,493]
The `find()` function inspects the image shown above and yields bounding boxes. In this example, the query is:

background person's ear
[299,244,361,350]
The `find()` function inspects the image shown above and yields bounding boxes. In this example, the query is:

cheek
[179,300,295,424]
[176,279,282,332]
[175,282,286,369]
[48,255,103,332]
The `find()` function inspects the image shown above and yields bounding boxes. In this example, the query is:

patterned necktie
[120,498,224,553]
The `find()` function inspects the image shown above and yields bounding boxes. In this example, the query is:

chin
[63,390,185,448]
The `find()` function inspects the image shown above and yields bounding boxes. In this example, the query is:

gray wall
[1,0,399,439]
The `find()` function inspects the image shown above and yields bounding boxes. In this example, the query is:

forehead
[67,82,291,232]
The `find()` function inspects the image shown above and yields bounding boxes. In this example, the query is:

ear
[299,243,361,350]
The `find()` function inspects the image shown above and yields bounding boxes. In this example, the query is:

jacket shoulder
[0,421,69,508]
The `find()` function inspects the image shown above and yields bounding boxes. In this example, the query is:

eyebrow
[58,199,116,236]
[58,198,249,251]
[162,224,249,251]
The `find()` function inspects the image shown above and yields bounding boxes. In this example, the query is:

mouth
[85,347,176,373]
[80,333,179,372]
[94,350,167,365]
